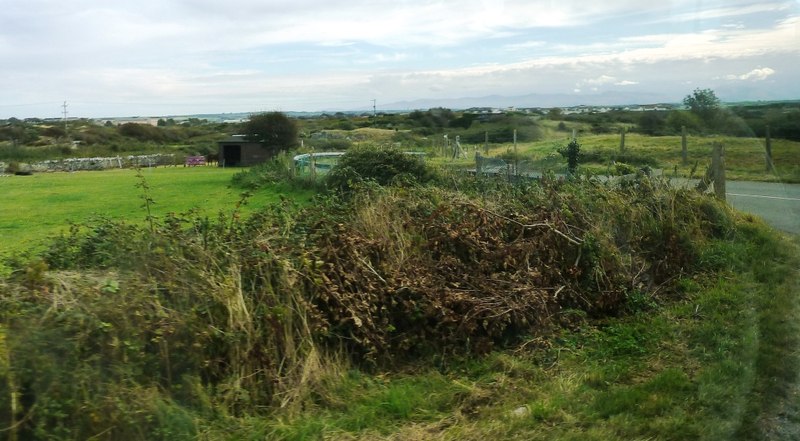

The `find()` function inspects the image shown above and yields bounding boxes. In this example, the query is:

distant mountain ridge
[376,91,678,112]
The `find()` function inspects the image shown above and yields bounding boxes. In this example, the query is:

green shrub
[558,139,581,175]
[614,162,639,176]
[118,123,165,142]
[325,146,435,192]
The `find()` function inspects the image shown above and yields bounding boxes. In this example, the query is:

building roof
[218,135,258,144]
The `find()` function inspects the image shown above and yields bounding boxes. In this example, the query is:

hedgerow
[0,174,737,439]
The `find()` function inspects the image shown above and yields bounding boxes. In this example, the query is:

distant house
[216,135,269,167]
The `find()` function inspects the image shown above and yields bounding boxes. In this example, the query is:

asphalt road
[621,176,800,235]
[724,181,800,235]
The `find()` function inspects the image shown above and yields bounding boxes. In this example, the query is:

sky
[1,0,798,118]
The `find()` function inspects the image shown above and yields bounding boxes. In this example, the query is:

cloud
[582,75,617,86]
[504,41,547,51]
[658,1,792,23]
[724,67,776,81]
[574,75,639,90]
[1,0,799,117]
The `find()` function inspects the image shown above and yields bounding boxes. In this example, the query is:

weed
[134,167,156,232]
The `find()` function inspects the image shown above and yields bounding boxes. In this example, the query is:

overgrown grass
[1,171,798,440]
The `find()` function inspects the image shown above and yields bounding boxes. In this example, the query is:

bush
[118,123,165,142]
[5,161,20,174]
[325,146,435,192]
[41,126,66,138]
[558,139,581,175]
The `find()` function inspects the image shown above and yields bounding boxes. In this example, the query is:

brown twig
[461,201,583,245]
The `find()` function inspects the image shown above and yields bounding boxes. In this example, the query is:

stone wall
[23,154,177,172]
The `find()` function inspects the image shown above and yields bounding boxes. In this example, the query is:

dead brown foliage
[302,186,638,362]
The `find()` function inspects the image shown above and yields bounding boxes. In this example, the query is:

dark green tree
[244,112,299,151]
[547,108,563,120]
[683,88,721,126]
[449,113,476,129]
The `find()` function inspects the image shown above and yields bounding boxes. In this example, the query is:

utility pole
[62,100,69,134]
[371,99,376,117]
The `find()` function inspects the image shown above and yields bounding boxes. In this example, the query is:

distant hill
[376,91,677,112]
[90,95,800,122]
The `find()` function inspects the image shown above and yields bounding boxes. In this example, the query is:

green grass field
[433,127,800,183]
[0,167,315,256]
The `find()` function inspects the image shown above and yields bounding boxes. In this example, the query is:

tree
[547,108,563,120]
[683,88,721,126]
[244,112,298,151]
[449,113,476,129]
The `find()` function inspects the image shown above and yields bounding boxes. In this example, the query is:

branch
[461,202,583,245]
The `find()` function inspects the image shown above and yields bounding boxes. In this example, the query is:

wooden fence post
[681,126,688,165]
[310,150,316,181]
[712,143,726,201]
[765,125,773,172]
[475,152,483,176]
[513,129,518,176]
[619,127,626,153]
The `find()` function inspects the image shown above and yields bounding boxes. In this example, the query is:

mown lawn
[0,167,315,256]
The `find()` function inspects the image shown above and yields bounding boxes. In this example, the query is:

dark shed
[216,135,270,167]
